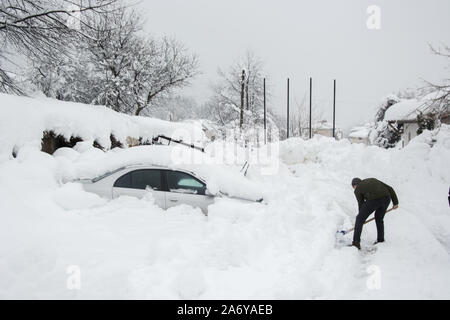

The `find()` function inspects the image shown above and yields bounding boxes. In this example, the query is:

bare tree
[290,94,309,137]
[0,0,119,93]
[131,36,199,116]
[423,44,450,121]
[208,51,267,129]
[286,94,326,138]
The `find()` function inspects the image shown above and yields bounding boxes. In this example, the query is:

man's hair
[351,177,362,186]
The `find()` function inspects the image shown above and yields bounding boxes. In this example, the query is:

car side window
[131,170,162,190]
[114,172,131,188]
[114,169,162,190]
[166,171,206,195]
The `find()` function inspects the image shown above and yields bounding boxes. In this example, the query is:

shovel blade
[335,230,347,245]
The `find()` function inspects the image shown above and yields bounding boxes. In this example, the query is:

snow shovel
[337,207,397,236]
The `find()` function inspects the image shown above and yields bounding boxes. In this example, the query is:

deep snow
[0,125,449,299]
[0,93,449,299]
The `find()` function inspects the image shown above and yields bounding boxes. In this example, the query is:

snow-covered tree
[369,121,401,148]
[146,95,202,121]
[417,112,436,135]
[25,6,199,115]
[0,0,119,94]
[83,7,145,113]
[374,94,400,122]
[27,43,95,102]
[369,94,401,148]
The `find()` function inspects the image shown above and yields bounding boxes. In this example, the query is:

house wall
[315,128,333,137]
[300,127,343,139]
[402,123,419,146]
[349,136,369,145]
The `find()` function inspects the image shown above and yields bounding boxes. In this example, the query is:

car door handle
[169,199,178,202]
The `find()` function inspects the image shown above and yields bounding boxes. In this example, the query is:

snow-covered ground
[0,94,449,299]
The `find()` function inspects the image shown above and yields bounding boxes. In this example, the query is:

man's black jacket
[354,178,399,210]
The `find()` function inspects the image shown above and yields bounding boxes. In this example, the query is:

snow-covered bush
[369,121,401,148]
[369,94,401,148]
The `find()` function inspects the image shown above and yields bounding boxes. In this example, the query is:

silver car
[80,164,260,214]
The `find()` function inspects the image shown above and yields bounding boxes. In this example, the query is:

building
[348,125,371,145]
[301,120,343,139]
[384,92,449,147]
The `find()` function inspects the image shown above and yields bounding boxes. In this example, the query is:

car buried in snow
[79,164,263,214]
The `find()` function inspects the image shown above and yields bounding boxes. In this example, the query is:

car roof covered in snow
[65,145,264,202]
[90,163,206,183]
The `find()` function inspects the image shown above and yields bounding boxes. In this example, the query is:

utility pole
[333,79,336,139]
[287,78,290,139]
[246,74,249,110]
[240,70,245,129]
[309,77,312,139]
[263,78,267,144]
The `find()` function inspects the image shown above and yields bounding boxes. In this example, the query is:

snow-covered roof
[0,93,205,157]
[384,92,439,122]
[348,126,370,139]
[314,120,333,129]
[302,120,335,130]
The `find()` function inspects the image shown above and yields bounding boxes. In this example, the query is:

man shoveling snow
[350,177,399,250]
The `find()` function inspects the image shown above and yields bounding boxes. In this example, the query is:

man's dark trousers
[353,196,391,243]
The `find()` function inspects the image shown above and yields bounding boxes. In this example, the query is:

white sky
[138,0,450,130]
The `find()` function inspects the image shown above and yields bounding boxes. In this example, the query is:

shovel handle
[342,206,397,235]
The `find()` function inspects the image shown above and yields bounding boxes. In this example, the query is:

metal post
[240,70,245,130]
[333,79,336,139]
[309,77,312,139]
[287,78,290,139]
[264,78,267,144]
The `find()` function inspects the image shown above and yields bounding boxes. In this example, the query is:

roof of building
[384,92,440,122]
[348,126,370,139]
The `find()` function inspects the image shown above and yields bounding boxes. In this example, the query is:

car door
[164,170,214,213]
[112,169,166,209]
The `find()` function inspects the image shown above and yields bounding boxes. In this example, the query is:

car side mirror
[205,189,215,197]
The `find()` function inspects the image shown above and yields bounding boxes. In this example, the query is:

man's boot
[373,240,384,245]
[351,241,361,250]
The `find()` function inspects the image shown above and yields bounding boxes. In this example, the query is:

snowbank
[0,93,205,160]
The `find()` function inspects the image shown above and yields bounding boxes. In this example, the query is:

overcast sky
[138,0,450,130]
